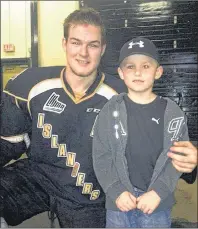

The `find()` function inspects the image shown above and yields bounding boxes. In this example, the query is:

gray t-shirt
[124,94,167,191]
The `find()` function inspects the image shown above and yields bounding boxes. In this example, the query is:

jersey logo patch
[43,92,66,114]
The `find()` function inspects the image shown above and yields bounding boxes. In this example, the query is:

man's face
[118,54,163,93]
[62,24,106,78]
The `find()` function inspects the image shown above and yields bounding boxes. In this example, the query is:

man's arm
[0,91,31,167]
[0,138,27,167]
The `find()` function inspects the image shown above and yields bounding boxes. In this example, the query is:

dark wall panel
[82,0,198,141]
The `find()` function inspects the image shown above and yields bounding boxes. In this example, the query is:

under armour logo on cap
[128,40,144,49]
[119,37,160,65]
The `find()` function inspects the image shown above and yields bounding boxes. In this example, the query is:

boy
[93,37,189,227]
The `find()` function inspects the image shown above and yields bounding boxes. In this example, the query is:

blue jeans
[106,187,171,228]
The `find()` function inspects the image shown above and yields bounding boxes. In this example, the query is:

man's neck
[65,67,97,94]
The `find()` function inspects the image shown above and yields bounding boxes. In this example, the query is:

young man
[92,37,197,228]
[0,8,197,228]
[0,8,125,228]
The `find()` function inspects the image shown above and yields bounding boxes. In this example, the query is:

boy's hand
[115,191,136,212]
[137,190,161,214]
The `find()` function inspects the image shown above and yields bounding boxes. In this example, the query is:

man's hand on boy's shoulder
[168,141,197,173]
[116,191,136,212]
[136,190,161,214]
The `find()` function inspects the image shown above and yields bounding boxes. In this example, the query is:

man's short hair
[63,8,106,45]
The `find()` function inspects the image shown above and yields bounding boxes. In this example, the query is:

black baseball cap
[119,37,160,65]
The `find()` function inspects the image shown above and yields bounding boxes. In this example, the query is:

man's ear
[118,67,124,80]
[62,38,67,52]
[101,44,107,57]
[155,66,163,80]
[101,44,106,57]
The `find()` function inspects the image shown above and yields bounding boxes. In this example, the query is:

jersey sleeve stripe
[1,133,30,148]
[1,134,26,143]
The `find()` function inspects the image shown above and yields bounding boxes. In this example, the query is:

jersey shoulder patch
[4,66,64,100]
[103,73,127,94]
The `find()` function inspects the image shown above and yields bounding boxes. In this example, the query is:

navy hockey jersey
[1,66,127,208]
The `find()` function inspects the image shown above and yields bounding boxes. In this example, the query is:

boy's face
[62,24,106,78]
[118,54,163,93]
